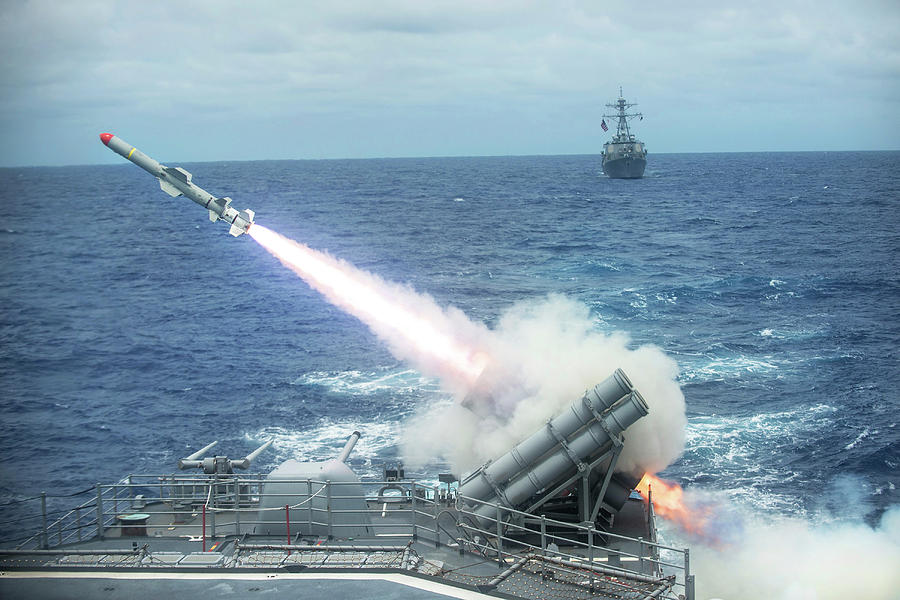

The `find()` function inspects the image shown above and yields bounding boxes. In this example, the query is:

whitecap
[655,292,677,304]
[873,482,896,496]
[627,292,647,308]
[677,405,839,514]
[293,368,442,396]
[679,355,781,382]
[844,428,872,450]
[248,419,401,471]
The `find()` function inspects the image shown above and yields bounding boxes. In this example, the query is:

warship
[0,370,695,600]
[601,89,648,179]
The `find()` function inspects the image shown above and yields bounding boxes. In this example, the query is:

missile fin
[163,166,193,185]
[159,180,183,197]
[98,133,257,237]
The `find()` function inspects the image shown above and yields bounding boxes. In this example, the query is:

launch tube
[336,431,362,464]
[472,388,649,521]
[459,369,633,502]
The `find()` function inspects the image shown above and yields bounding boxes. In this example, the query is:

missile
[99,133,254,236]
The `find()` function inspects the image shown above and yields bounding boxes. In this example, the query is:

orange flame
[636,473,713,538]
[249,224,487,382]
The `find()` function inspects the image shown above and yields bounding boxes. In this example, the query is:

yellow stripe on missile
[127,148,136,159]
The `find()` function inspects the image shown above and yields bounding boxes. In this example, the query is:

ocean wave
[756,327,825,340]
[845,427,872,450]
[248,420,401,473]
[672,404,840,513]
[678,354,782,382]
[292,367,442,396]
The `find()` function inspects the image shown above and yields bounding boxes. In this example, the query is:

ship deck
[1,475,691,599]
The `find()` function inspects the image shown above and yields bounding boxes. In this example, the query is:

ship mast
[603,86,642,141]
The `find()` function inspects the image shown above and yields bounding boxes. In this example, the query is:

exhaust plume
[637,474,737,548]
[250,226,686,476]
[638,475,900,599]
[250,224,489,390]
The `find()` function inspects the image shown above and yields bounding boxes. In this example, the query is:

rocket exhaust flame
[637,473,721,545]
[248,224,488,384]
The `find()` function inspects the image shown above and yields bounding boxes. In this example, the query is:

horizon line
[3,148,899,170]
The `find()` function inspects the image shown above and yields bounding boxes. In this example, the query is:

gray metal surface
[0,575,489,600]
[460,370,633,502]
[178,440,272,473]
[458,372,650,525]
[256,432,372,537]
[473,390,648,521]
[0,477,690,599]
[601,156,647,179]
[1,390,691,599]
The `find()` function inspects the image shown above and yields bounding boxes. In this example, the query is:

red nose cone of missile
[99,133,114,146]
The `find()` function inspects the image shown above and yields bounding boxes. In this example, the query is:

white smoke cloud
[401,294,687,476]
[692,505,900,600]
[644,480,900,599]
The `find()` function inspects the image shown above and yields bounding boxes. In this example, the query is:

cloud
[1,1,898,165]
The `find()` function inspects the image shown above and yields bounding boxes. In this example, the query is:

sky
[1,0,898,167]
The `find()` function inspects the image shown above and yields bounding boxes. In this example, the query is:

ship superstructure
[601,88,648,179]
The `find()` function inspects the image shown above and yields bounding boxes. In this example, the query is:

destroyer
[601,89,648,179]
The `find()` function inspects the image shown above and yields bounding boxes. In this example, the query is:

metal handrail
[4,475,442,548]
[456,492,690,598]
[1,472,691,600]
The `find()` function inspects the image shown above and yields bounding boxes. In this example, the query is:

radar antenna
[602,87,643,140]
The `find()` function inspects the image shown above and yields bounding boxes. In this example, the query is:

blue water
[1,151,898,541]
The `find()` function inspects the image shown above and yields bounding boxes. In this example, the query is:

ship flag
[601,119,608,132]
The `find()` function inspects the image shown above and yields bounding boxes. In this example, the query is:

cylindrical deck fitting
[336,431,362,463]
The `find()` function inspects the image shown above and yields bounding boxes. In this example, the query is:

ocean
[1,151,898,594]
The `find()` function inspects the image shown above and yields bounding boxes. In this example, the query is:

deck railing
[5,474,447,550]
[456,492,693,600]
[2,473,692,600]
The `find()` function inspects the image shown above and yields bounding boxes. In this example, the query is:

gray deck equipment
[459,369,649,529]
[256,431,372,537]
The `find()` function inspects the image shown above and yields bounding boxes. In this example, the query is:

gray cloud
[1,0,898,165]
